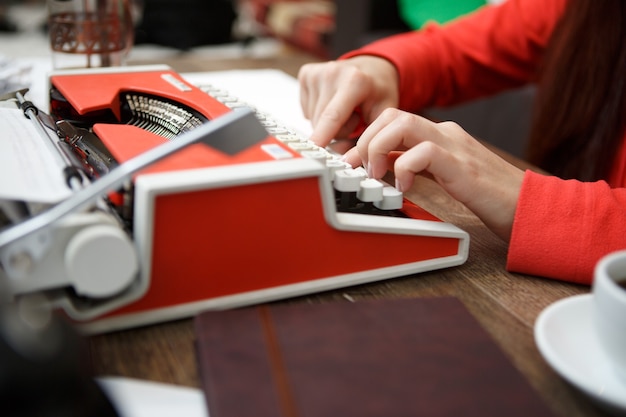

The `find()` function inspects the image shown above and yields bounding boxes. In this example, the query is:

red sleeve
[342,0,567,111]
[507,171,626,284]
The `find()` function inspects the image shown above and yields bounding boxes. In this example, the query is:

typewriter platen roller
[1,65,469,333]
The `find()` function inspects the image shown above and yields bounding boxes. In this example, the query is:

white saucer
[535,294,626,415]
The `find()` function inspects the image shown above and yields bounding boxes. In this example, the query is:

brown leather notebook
[194,297,554,417]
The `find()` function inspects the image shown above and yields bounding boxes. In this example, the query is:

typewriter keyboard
[197,83,406,215]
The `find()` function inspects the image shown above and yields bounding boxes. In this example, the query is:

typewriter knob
[64,224,139,298]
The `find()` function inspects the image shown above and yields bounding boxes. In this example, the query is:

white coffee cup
[592,250,626,381]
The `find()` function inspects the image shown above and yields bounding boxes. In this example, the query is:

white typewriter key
[326,159,350,181]
[357,178,384,202]
[228,102,254,110]
[259,119,277,128]
[276,133,303,143]
[266,127,290,135]
[374,186,404,210]
[288,142,316,151]
[200,86,219,95]
[334,168,367,192]
[301,150,328,164]
[217,95,239,103]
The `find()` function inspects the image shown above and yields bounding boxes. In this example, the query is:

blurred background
[0,0,531,158]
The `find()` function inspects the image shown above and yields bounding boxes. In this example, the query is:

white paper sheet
[0,107,71,203]
[182,69,314,137]
[97,377,209,417]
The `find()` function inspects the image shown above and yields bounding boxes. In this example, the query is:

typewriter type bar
[39,66,469,333]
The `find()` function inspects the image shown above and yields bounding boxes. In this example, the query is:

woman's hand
[355,108,525,241]
[298,55,400,148]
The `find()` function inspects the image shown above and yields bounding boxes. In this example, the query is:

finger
[309,88,369,147]
[327,138,356,155]
[334,112,363,139]
[391,142,455,192]
[355,108,412,175]
[299,81,311,120]
[393,140,523,241]
[354,108,397,169]
[297,64,319,120]
[340,147,362,167]
[337,147,403,172]
[364,112,445,179]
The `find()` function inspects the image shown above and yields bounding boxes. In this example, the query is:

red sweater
[343,0,626,285]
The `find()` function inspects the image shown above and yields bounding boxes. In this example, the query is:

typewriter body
[0,66,468,333]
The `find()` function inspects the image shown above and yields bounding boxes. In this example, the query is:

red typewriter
[0,65,468,333]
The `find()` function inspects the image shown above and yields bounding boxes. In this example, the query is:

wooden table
[88,48,605,417]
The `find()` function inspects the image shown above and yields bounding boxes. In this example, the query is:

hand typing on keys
[298,56,525,241]
[200,80,406,214]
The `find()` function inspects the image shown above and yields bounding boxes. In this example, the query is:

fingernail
[365,162,372,178]
[395,179,403,192]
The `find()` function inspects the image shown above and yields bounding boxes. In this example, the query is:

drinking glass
[47,0,134,69]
